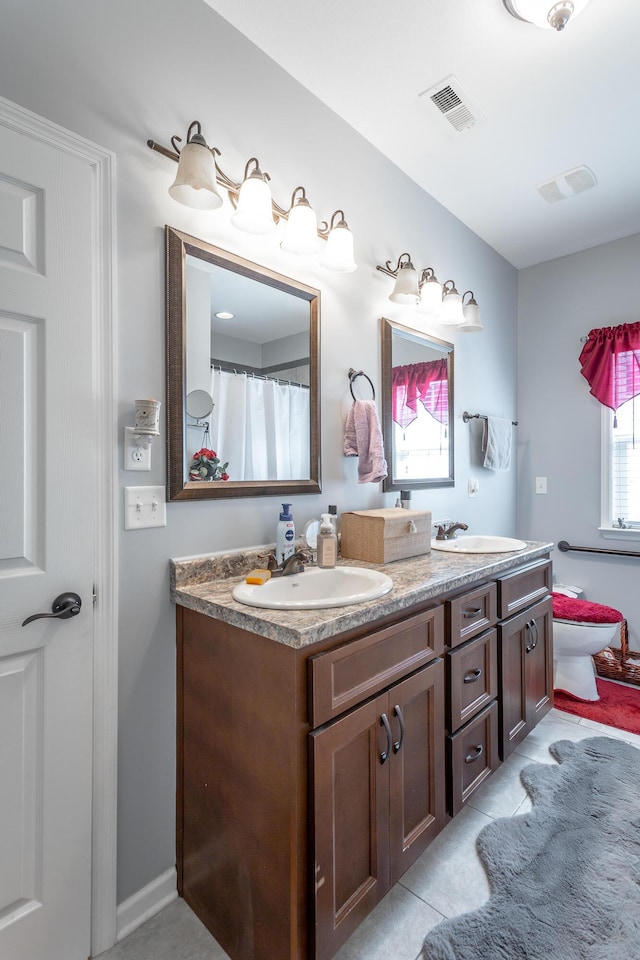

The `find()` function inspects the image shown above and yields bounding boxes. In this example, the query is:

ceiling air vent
[536,165,598,203]
[419,75,486,133]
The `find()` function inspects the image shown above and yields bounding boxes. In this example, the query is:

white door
[0,120,96,960]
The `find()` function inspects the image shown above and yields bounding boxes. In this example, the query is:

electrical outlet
[535,476,548,495]
[124,426,151,471]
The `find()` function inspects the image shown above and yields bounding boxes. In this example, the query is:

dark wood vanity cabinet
[175,551,552,960]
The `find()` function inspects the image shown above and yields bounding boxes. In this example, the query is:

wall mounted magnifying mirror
[166,226,321,500]
[380,317,454,490]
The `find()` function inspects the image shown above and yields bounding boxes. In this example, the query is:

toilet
[552,592,625,701]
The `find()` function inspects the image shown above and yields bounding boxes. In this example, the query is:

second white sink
[431,535,527,554]
[232,565,393,610]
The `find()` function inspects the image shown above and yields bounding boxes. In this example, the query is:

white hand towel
[482,417,512,471]
[343,400,388,483]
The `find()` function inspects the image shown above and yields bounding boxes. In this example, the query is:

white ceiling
[202,0,640,269]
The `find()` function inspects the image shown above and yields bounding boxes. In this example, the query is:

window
[603,396,640,529]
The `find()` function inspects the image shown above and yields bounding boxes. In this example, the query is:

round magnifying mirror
[186,389,214,421]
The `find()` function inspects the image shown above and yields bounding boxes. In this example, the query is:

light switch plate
[535,476,548,495]
[124,485,166,529]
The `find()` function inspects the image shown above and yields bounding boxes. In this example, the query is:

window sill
[599,526,640,543]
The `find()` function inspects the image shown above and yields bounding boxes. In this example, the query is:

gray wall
[517,232,640,649]
[0,0,518,903]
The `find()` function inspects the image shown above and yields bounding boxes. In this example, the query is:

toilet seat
[552,593,624,625]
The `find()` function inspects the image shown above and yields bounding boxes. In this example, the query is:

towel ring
[348,368,375,401]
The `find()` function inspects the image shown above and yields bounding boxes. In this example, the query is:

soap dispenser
[317,513,337,569]
[276,504,295,565]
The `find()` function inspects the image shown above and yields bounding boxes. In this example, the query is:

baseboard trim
[116,867,178,943]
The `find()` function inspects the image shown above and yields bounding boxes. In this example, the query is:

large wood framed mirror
[166,226,321,500]
[380,317,454,490]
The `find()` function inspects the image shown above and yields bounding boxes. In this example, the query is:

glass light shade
[440,286,465,324]
[389,262,420,304]
[416,277,442,315]
[231,174,276,234]
[169,141,223,210]
[502,0,590,30]
[459,298,483,332]
[280,198,321,255]
[318,221,357,272]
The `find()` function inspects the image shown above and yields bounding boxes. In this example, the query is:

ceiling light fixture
[376,254,483,332]
[148,120,357,272]
[502,0,591,31]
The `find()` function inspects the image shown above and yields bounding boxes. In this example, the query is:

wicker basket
[593,620,640,686]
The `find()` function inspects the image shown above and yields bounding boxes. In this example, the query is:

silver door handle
[22,592,82,627]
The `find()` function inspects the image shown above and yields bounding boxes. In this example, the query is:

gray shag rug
[422,736,640,960]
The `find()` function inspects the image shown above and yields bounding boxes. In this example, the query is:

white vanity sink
[431,535,527,554]
[232,566,393,610]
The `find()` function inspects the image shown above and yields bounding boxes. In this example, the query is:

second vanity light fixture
[376,253,483,332]
[147,120,357,273]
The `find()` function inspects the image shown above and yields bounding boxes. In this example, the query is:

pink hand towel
[344,400,388,484]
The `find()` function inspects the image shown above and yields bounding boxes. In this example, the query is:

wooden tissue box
[340,508,432,564]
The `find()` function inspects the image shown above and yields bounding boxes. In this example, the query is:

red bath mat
[554,678,640,736]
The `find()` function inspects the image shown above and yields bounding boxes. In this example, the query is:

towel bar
[463,411,518,426]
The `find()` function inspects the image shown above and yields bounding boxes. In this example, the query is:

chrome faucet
[435,522,469,541]
[280,551,310,575]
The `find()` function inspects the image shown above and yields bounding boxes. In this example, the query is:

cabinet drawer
[309,606,444,728]
[497,558,551,620]
[447,629,497,733]
[447,700,499,816]
[447,582,497,649]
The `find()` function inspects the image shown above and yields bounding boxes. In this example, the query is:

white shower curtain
[209,369,310,481]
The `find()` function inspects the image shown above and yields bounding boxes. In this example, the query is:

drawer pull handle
[463,607,483,619]
[380,713,393,764]
[464,744,484,764]
[392,704,405,754]
[463,668,482,684]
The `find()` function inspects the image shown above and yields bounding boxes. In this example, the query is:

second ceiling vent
[419,75,486,133]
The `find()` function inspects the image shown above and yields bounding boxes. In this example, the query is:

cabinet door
[498,596,553,760]
[388,658,446,883]
[525,596,553,726]
[310,693,391,960]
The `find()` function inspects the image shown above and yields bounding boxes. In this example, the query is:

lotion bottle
[276,503,295,565]
[317,513,337,569]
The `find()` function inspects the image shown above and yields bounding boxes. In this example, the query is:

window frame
[600,403,640,542]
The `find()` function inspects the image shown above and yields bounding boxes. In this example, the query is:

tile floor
[99,706,640,960]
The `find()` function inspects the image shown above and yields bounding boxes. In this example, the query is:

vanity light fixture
[459,292,483,332]
[280,186,321,255]
[501,0,591,31]
[231,158,275,234]
[376,254,483,332]
[318,210,357,273]
[148,120,357,272]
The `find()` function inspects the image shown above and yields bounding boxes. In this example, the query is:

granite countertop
[170,541,554,649]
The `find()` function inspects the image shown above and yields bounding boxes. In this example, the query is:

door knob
[22,592,82,627]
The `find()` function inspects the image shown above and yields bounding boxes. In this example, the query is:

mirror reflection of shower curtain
[210,369,309,481]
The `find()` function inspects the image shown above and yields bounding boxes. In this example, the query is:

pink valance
[392,359,448,429]
[579,322,640,415]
